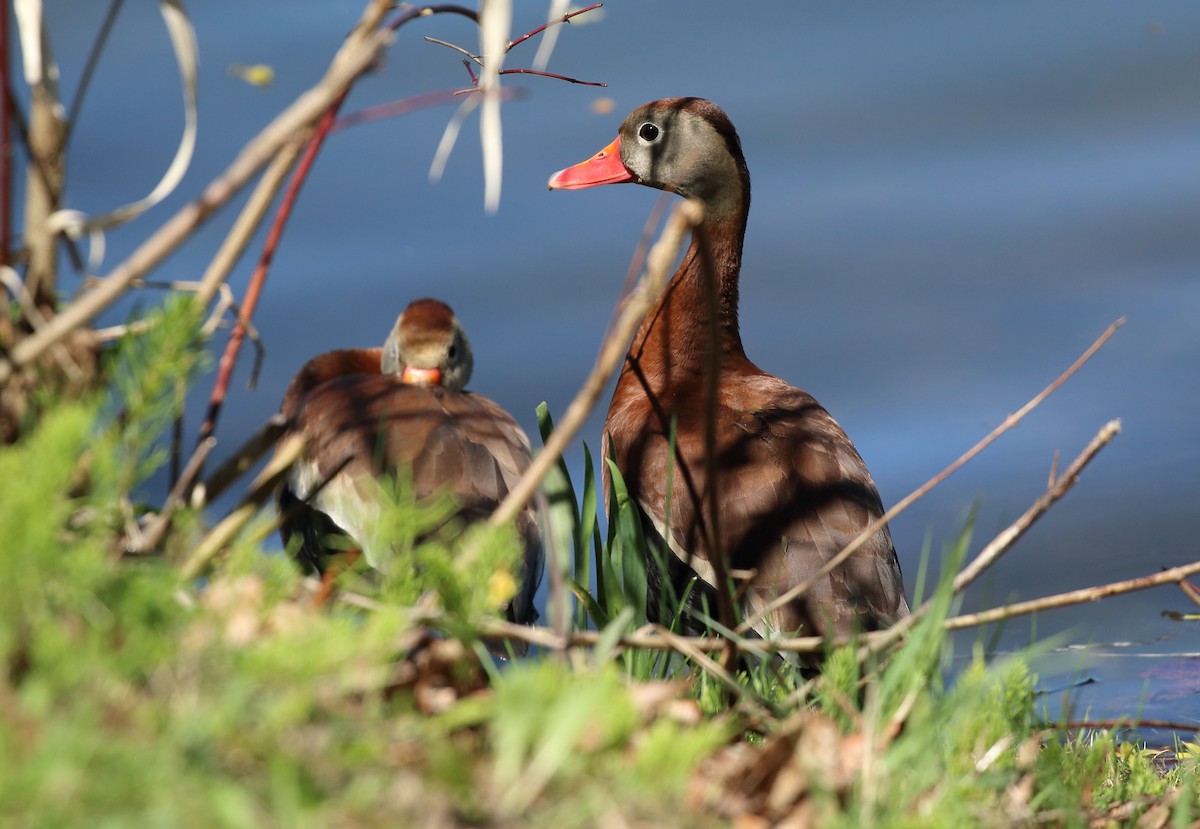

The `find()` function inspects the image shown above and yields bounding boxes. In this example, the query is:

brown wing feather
[276,371,542,623]
[279,348,383,421]
[607,370,907,639]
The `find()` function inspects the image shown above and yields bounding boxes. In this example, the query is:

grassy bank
[0,299,1196,828]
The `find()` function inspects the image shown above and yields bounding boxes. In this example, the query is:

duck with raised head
[274,298,542,624]
[549,97,908,641]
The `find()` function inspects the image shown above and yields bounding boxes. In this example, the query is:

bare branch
[1046,719,1200,733]
[857,419,1122,659]
[332,87,519,132]
[386,4,478,32]
[0,0,398,388]
[190,414,289,510]
[944,556,1200,631]
[474,552,1200,660]
[194,136,307,307]
[178,433,305,580]
[508,2,603,52]
[497,67,605,87]
[424,40,606,86]
[952,420,1121,594]
[737,318,1126,635]
[1179,579,1200,609]
[424,35,480,65]
[128,436,216,555]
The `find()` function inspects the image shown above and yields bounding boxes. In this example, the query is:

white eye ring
[637,122,661,144]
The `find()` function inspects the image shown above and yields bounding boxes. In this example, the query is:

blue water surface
[36,0,1200,729]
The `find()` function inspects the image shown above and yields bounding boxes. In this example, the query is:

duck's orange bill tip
[401,366,442,386]
[547,136,632,190]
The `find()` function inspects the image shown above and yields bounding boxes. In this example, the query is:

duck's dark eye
[638,122,660,142]
[448,344,457,360]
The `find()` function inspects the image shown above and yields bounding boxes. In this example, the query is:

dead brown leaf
[691,710,869,826]
[627,679,701,725]
[386,630,489,714]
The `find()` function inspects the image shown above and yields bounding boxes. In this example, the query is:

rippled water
[43,0,1200,728]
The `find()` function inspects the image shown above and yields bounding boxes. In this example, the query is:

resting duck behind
[275,298,542,624]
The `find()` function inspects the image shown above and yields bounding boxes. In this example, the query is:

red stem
[507,2,603,52]
[332,87,494,133]
[498,68,605,87]
[198,7,481,447]
[198,91,348,444]
[387,4,477,32]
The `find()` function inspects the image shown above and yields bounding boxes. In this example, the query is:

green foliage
[372,471,527,629]
[1,319,1196,828]
[470,659,729,821]
[595,457,645,621]
[535,403,594,630]
[538,405,669,679]
[1037,730,1186,816]
[0,402,103,661]
[105,296,209,495]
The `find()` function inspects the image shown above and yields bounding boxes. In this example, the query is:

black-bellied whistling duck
[275,298,542,624]
[548,97,908,641]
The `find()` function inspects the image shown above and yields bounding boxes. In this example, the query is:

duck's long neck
[625,212,748,390]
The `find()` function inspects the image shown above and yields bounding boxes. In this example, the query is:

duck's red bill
[401,366,442,386]
[547,137,633,190]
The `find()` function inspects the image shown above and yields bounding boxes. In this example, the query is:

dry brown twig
[337,493,1200,671]
[862,417,1124,656]
[194,136,310,308]
[461,415,1193,663]
[129,436,217,555]
[944,555,1200,632]
[194,102,343,451]
[189,414,290,510]
[131,413,291,555]
[90,282,256,345]
[1046,719,1200,735]
[655,625,776,719]
[737,317,1126,636]
[952,419,1121,595]
[179,433,305,580]
[474,550,1200,659]
[0,0,399,389]
[1179,579,1200,609]
[449,200,702,647]
[88,280,267,385]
